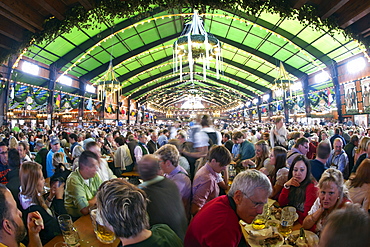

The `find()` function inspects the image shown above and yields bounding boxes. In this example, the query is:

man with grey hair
[326,138,349,179]
[184,170,272,247]
[96,179,182,247]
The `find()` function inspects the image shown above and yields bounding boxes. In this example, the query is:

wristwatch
[283,183,290,189]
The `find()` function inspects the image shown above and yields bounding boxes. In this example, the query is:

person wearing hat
[46,136,67,178]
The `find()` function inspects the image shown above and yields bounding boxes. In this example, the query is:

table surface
[121,171,140,177]
[44,215,120,247]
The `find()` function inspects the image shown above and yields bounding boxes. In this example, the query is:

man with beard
[0,184,43,247]
[0,142,10,184]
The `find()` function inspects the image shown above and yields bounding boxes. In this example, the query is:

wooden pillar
[126,97,130,125]
[257,96,262,123]
[116,91,119,123]
[302,75,311,118]
[329,61,343,123]
[283,95,289,123]
[0,55,16,127]
[47,65,57,128]
[78,78,86,127]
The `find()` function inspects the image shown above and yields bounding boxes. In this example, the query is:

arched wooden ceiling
[1,0,369,110]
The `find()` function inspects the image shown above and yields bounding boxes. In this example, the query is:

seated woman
[50,152,71,182]
[345,159,370,211]
[19,161,67,244]
[242,140,270,170]
[302,168,351,235]
[261,146,288,199]
[278,155,318,224]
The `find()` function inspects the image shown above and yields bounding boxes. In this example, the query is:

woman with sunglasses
[278,155,318,224]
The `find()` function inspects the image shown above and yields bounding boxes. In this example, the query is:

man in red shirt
[185,170,272,247]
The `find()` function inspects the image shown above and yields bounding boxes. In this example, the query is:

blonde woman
[242,140,270,170]
[19,161,66,244]
[303,168,351,235]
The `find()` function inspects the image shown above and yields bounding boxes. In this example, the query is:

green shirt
[64,168,102,218]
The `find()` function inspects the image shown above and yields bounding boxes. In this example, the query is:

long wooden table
[44,215,120,247]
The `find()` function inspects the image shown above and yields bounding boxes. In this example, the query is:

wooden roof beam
[0,18,24,42]
[290,0,309,9]
[33,0,67,20]
[78,0,93,10]
[0,33,17,50]
[320,0,350,20]
[0,7,36,33]
[337,1,370,28]
[0,0,44,30]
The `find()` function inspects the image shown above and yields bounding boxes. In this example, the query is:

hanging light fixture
[173,11,222,82]
[272,62,294,99]
[98,61,120,101]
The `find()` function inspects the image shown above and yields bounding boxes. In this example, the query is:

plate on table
[247,232,284,247]
[286,230,319,247]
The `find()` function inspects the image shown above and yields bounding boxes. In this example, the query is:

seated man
[0,184,43,247]
[137,154,188,241]
[0,142,10,184]
[191,145,232,216]
[85,141,116,182]
[96,179,183,247]
[185,170,272,247]
[64,151,102,219]
[155,144,191,221]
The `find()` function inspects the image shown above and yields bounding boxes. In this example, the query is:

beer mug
[90,209,116,244]
[57,214,80,247]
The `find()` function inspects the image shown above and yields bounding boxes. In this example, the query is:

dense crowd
[0,114,369,247]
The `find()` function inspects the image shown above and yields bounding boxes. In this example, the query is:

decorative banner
[55,93,61,108]
[86,97,93,110]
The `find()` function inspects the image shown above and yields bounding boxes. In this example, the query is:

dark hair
[8,148,20,170]
[350,134,359,143]
[69,133,78,142]
[114,136,126,146]
[223,133,231,140]
[209,145,232,167]
[0,142,7,148]
[294,137,309,149]
[200,115,211,127]
[0,184,10,231]
[79,151,99,168]
[316,141,331,159]
[287,155,313,212]
[272,146,287,183]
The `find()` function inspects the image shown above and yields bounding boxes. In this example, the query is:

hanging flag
[56,93,61,108]
[9,86,14,100]
[86,97,93,110]
[327,88,331,106]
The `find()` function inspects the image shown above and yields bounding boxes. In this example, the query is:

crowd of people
[0,114,369,247]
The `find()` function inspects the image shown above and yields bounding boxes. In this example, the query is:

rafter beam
[0,7,36,32]
[78,0,93,10]
[291,0,309,9]
[0,0,44,30]
[320,0,350,20]
[34,0,66,20]
[81,33,179,81]
[337,1,370,28]
[0,17,24,42]
[52,7,165,70]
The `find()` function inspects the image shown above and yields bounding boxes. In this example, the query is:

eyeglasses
[243,193,266,208]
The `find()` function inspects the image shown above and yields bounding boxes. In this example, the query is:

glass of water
[57,214,80,246]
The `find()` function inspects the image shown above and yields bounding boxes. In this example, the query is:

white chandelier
[173,11,222,82]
